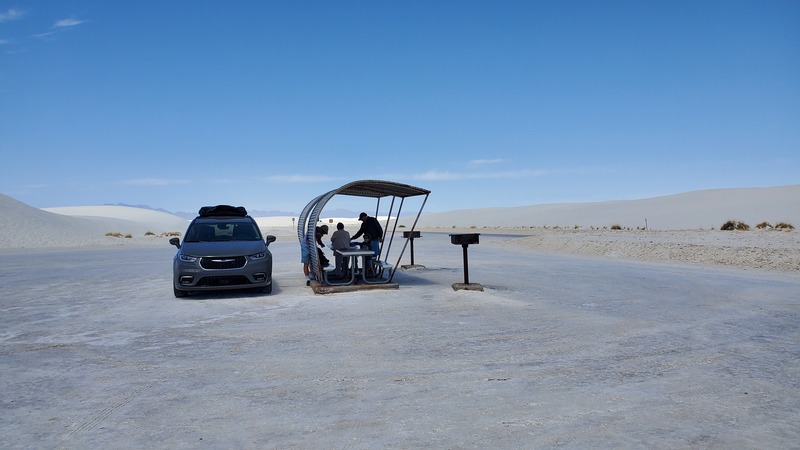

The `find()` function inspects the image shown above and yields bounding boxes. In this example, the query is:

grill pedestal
[449,233,483,292]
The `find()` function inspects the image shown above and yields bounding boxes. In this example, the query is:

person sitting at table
[330,222,351,277]
[354,233,377,278]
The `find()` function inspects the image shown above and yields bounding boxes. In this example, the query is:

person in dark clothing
[315,225,330,268]
[302,224,328,285]
[350,212,382,256]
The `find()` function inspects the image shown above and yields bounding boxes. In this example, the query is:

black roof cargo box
[198,205,248,217]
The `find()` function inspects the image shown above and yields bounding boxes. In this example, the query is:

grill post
[461,243,470,284]
[401,230,423,269]
[449,233,483,291]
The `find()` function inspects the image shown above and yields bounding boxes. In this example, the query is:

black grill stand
[401,230,424,269]
[449,233,484,291]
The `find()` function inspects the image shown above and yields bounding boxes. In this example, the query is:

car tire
[260,283,272,294]
[174,287,188,298]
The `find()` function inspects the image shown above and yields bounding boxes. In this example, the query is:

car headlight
[249,252,266,260]
[179,254,198,263]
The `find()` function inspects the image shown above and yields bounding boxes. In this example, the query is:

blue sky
[1,1,798,214]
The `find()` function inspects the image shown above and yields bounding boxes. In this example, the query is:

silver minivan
[170,205,276,297]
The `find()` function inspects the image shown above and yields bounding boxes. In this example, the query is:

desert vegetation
[105,232,133,239]
[433,220,795,233]
[721,220,750,231]
[721,220,794,231]
[107,231,182,239]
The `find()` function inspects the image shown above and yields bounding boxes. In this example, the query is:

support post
[449,233,483,291]
[401,230,423,269]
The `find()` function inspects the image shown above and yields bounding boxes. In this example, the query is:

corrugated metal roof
[335,180,431,199]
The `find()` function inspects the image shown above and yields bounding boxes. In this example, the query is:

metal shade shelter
[298,180,431,288]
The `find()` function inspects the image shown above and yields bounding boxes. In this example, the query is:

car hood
[179,241,267,257]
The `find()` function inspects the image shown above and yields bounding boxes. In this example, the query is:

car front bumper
[173,258,272,292]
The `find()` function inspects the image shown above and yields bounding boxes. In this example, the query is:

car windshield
[184,221,261,242]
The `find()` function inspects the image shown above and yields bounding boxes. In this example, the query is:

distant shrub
[756,222,772,229]
[160,231,182,237]
[721,220,750,231]
[125,233,133,239]
[106,232,124,238]
[775,222,795,230]
[610,224,622,230]
[145,231,156,236]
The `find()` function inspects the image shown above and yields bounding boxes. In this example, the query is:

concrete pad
[310,280,399,294]
[452,282,485,291]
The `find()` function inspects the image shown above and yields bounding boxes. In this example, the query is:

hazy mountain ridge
[105,203,358,220]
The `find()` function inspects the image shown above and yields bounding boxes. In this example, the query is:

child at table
[355,233,377,277]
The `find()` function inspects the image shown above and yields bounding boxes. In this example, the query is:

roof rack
[198,205,248,217]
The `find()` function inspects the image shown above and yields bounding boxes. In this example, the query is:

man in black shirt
[351,212,383,256]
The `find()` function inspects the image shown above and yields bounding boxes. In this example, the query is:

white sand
[1,187,798,273]
[0,194,189,248]
[491,228,800,273]
[2,188,799,447]
[416,185,800,230]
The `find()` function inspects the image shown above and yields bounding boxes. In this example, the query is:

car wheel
[174,287,188,298]
[260,283,272,294]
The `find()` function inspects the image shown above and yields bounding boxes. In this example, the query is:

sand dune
[416,185,800,230]
[1,187,798,273]
[43,205,189,231]
[0,194,188,248]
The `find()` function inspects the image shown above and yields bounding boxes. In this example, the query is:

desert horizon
[1,184,798,273]
[4,184,799,233]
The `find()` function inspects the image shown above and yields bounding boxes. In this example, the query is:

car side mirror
[169,237,181,248]
[265,235,277,246]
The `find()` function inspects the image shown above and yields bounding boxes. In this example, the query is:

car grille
[196,276,251,287]
[200,256,246,269]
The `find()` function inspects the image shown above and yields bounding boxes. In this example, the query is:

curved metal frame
[298,180,430,285]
